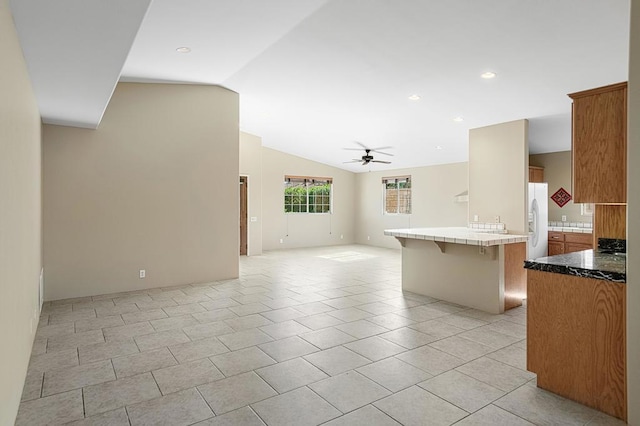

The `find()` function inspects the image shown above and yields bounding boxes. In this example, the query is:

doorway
[240,176,248,255]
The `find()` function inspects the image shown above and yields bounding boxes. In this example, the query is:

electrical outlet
[473,214,479,222]
[562,215,567,222]
[367,236,370,241]
[139,269,146,279]
[279,238,284,244]
[250,217,257,222]
[340,234,343,239]
[479,246,486,255]
[494,215,500,223]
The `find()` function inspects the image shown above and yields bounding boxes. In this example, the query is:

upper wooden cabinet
[529,166,544,183]
[568,82,627,203]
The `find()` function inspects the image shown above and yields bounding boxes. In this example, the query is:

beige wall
[0,0,42,423]
[469,120,529,235]
[529,151,591,224]
[262,147,356,250]
[627,0,639,423]
[240,132,263,256]
[355,163,468,249]
[43,83,239,300]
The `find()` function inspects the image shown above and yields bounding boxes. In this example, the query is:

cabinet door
[569,82,627,203]
[548,241,564,256]
[529,167,544,183]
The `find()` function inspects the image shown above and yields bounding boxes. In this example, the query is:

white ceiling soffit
[10,0,152,128]
[120,0,329,84]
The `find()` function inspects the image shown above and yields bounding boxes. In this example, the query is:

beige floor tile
[251,387,341,426]
[199,298,240,311]
[454,404,535,425]
[21,370,43,401]
[223,314,273,331]
[379,327,438,349]
[357,302,401,315]
[210,346,275,377]
[47,329,105,352]
[419,370,505,412]
[150,314,199,331]
[259,320,312,339]
[79,339,139,364]
[344,336,406,361]
[255,357,328,393]
[409,319,466,339]
[304,346,370,376]
[112,347,177,378]
[83,372,161,416]
[335,320,388,339]
[395,306,448,322]
[310,371,390,413]
[326,307,372,322]
[193,308,238,324]
[258,336,320,362]
[36,323,75,339]
[428,335,495,361]
[323,405,400,426]
[48,310,96,325]
[75,315,125,332]
[183,321,234,340]
[356,357,431,392]
[192,406,264,425]
[374,386,467,426]
[217,329,273,351]
[229,303,271,316]
[365,313,415,330]
[29,348,79,373]
[43,360,115,396]
[95,303,140,317]
[198,371,277,414]
[135,299,178,311]
[127,388,213,426]
[65,408,130,426]
[396,345,466,376]
[103,322,155,342]
[15,389,84,426]
[121,309,168,324]
[163,303,206,317]
[300,327,356,349]
[486,320,527,339]
[152,358,224,395]
[455,357,536,392]
[494,384,601,425]
[134,329,190,351]
[294,313,344,330]
[486,344,528,370]
[31,338,47,356]
[169,336,229,363]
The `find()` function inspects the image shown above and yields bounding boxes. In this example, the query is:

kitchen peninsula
[385,227,528,314]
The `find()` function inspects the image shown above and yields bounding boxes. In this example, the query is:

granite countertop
[524,250,626,283]
[384,227,529,247]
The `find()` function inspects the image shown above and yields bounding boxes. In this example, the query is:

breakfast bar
[385,227,528,314]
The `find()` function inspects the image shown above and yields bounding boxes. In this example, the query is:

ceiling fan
[343,141,393,165]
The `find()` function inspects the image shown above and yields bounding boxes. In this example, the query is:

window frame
[382,175,412,215]
[284,175,333,214]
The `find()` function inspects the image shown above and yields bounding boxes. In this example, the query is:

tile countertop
[384,227,529,247]
[524,250,626,283]
[548,226,593,233]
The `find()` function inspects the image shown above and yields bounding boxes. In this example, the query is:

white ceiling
[12,0,630,170]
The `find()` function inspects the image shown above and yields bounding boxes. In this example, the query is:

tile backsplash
[468,222,508,234]
[548,221,592,228]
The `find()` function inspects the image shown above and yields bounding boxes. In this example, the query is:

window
[383,176,411,214]
[284,176,332,213]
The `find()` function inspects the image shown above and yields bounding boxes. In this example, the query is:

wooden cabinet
[529,166,544,183]
[568,82,627,203]
[528,270,626,420]
[548,231,593,255]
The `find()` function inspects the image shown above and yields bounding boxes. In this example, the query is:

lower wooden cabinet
[548,231,593,255]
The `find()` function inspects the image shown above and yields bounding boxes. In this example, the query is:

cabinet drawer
[565,242,592,254]
[565,233,593,245]
[549,232,565,242]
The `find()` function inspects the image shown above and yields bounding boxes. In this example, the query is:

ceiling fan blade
[343,160,361,163]
[354,141,369,150]
[370,147,394,156]
[343,147,365,151]
[371,160,392,164]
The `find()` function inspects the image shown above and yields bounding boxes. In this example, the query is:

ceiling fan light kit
[343,142,394,166]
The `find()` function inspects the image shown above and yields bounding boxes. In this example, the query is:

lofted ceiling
[11,0,630,171]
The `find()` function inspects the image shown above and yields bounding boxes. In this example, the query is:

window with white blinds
[383,176,411,214]
[284,176,332,213]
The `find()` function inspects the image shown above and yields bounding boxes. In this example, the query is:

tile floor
[17,245,626,425]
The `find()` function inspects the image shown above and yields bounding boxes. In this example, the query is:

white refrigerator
[528,182,548,260]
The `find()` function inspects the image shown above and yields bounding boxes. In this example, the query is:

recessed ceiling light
[176,47,191,53]
[436,145,443,150]
[453,116,464,122]
[481,71,496,79]
[408,94,421,101]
